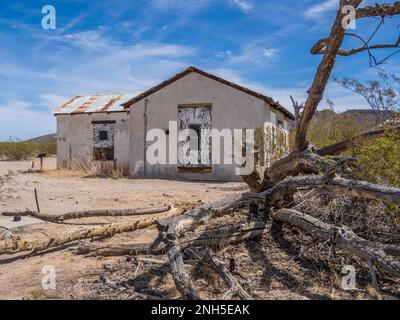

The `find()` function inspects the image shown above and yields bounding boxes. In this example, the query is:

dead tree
[1,0,399,300]
[152,1,400,299]
[1,205,171,223]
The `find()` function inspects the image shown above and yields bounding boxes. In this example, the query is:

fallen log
[73,221,268,257]
[0,207,183,255]
[0,226,13,240]
[186,247,253,300]
[272,208,400,276]
[1,205,171,223]
[260,175,400,207]
[167,236,201,300]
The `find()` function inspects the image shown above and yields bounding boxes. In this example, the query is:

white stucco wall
[128,72,292,181]
[56,112,130,172]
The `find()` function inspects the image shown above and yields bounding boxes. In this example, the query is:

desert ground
[1,159,399,300]
[0,158,247,299]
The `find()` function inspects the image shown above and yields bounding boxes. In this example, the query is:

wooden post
[34,188,40,213]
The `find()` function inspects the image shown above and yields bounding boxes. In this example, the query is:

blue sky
[0,0,399,140]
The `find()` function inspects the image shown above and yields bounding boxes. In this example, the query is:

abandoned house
[54,66,295,181]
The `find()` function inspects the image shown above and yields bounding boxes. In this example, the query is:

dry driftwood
[0,226,13,240]
[167,236,201,300]
[272,208,400,276]
[186,247,253,300]
[154,196,247,300]
[0,207,183,255]
[73,221,268,257]
[1,205,171,222]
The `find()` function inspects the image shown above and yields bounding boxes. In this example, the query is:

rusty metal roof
[54,93,141,115]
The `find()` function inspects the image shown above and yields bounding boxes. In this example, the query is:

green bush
[0,142,56,160]
[354,127,400,187]
[354,127,400,223]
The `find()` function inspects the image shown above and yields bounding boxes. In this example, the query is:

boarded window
[178,105,211,168]
[92,122,115,161]
[99,131,108,141]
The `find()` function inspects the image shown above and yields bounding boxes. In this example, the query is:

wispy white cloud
[231,0,254,13]
[304,0,337,19]
[262,48,278,58]
[217,43,278,65]
[0,29,197,139]
[208,67,367,113]
[150,0,212,11]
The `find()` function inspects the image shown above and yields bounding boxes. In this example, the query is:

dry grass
[0,142,56,160]
[44,158,127,179]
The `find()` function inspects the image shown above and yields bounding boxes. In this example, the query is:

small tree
[336,71,400,123]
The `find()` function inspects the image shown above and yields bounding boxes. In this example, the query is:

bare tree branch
[272,208,400,276]
[316,125,400,156]
[295,0,363,151]
[356,2,400,19]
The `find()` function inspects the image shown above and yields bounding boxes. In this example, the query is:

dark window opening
[99,131,108,141]
[188,124,201,152]
[277,120,284,128]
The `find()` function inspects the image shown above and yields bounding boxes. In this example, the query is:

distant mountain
[27,133,57,144]
[312,109,385,130]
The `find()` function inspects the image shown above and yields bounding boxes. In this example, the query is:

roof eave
[121,67,295,121]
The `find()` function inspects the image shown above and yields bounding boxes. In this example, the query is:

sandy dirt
[1,159,399,300]
[0,159,246,299]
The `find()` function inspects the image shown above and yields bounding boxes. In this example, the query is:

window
[188,124,201,153]
[177,105,212,169]
[92,122,115,161]
[99,131,108,141]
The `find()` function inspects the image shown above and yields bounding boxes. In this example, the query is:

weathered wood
[261,146,332,188]
[295,0,363,151]
[383,245,400,257]
[317,126,400,156]
[73,242,158,257]
[0,207,183,255]
[356,2,400,19]
[187,247,253,300]
[262,174,400,207]
[73,221,268,257]
[0,226,13,240]
[1,205,171,222]
[167,234,201,300]
[272,208,400,276]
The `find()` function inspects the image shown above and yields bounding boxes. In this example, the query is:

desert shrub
[295,111,400,222]
[0,141,56,160]
[353,127,400,223]
[354,127,400,187]
[307,111,365,150]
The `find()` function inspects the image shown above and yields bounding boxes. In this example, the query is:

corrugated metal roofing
[54,93,141,114]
